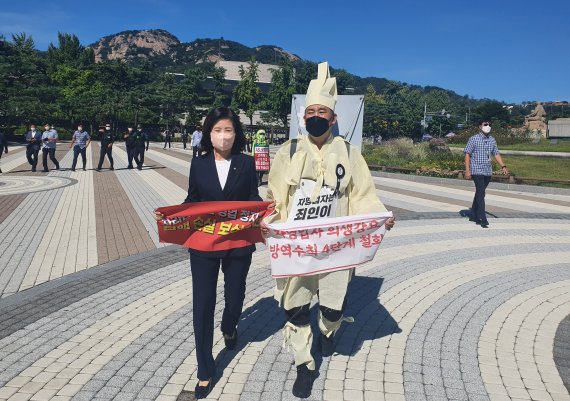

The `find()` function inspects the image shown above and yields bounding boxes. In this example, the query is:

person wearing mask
[181,130,189,150]
[163,128,172,149]
[96,123,115,171]
[156,107,261,399]
[69,124,91,171]
[41,123,59,172]
[124,125,136,169]
[0,129,8,174]
[262,62,395,398]
[251,129,269,186]
[464,120,509,228]
[133,124,149,170]
[191,126,202,158]
[25,124,42,172]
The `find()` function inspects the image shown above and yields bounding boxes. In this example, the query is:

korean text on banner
[254,145,270,171]
[156,201,273,252]
[266,212,392,277]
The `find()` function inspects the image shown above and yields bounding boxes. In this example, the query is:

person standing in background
[191,126,202,158]
[124,125,136,169]
[181,130,189,150]
[133,124,149,170]
[96,123,115,171]
[464,120,509,228]
[70,124,91,171]
[25,124,42,172]
[41,123,59,172]
[0,129,8,174]
[163,128,172,149]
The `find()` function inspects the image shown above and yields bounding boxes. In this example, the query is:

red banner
[156,201,273,251]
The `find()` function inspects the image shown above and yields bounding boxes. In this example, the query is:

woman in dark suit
[183,107,261,398]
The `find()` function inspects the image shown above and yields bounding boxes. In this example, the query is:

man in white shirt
[191,127,203,158]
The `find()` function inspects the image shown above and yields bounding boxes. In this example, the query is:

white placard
[266,212,392,277]
[289,95,365,149]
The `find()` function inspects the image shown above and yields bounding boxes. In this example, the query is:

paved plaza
[0,142,569,401]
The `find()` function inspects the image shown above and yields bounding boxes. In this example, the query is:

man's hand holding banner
[156,201,273,251]
[265,212,393,277]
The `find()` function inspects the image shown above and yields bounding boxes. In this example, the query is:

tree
[232,57,261,126]
[363,85,386,137]
[47,33,94,74]
[0,33,54,126]
[332,68,355,94]
[474,100,510,126]
[263,58,296,132]
[210,66,229,108]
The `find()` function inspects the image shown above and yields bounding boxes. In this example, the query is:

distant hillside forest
[1,31,567,140]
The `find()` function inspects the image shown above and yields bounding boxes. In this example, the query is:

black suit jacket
[184,151,262,258]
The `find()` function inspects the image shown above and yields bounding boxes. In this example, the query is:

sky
[1,0,569,104]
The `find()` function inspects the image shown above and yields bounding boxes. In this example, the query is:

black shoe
[137,166,142,170]
[224,330,237,350]
[194,379,213,399]
[55,165,60,170]
[318,333,335,357]
[110,166,114,170]
[468,216,477,222]
[96,168,101,172]
[292,364,314,399]
[42,169,49,172]
[71,168,76,172]
[480,220,489,228]
[32,168,36,172]
[0,168,2,173]
[82,167,86,171]
[127,165,133,169]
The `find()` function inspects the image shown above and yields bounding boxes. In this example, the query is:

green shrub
[448,126,533,146]
[363,138,464,174]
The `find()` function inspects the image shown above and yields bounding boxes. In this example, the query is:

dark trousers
[190,253,252,380]
[192,146,200,158]
[26,146,39,169]
[257,171,264,186]
[163,138,171,149]
[126,146,135,168]
[71,146,87,170]
[471,175,492,222]
[134,147,145,167]
[97,145,114,169]
[182,140,187,149]
[42,148,59,171]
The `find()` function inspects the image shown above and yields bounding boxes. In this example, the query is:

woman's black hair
[200,107,246,155]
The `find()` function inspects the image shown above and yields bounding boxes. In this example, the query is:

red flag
[156,201,273,251]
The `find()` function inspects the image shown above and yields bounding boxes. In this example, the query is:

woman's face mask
[210,119,235,152]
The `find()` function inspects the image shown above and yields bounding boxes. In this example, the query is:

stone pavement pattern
[0,143,569,401]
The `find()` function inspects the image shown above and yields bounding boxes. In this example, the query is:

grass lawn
[449,139,570,152]
[500,155,570,181]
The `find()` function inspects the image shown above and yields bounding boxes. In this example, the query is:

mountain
[91,29,180,62]
[89,29,301,66]
[88,29,476,105]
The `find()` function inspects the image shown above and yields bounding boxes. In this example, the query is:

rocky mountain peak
[90,29,180,62]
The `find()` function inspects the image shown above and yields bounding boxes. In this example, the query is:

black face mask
[305,116,331,137]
